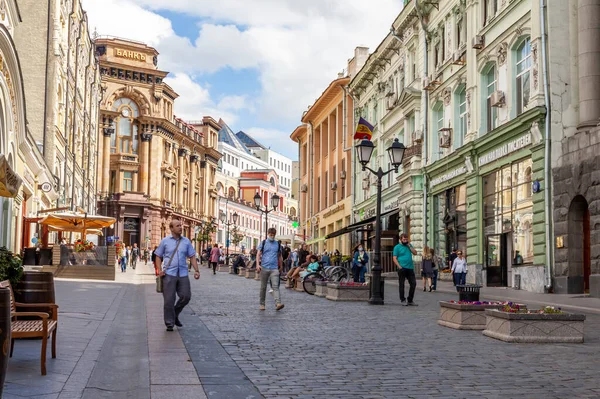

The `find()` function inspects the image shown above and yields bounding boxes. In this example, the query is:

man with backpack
[131,243,139,270]
[257,227,285,311]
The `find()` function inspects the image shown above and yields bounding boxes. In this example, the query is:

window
[483,158,534,264]
[484,64,498,132]
[123,171,133,191]
[484,0,498,25]
[455,87,466,148]
[516,38,531,115]
[111,98,140,155]
[407,114,415,145]
[432,103,444,161]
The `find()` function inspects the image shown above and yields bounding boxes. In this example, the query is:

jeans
[211,262,218,274]
[162,275,191,327]
[397,268,417,303]
[432,269,438,290]
[120,258,127,272]
[454,272,467,291]
[352,265,366,283]
[259,269,282,305]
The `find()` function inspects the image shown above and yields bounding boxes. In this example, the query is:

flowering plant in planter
[536,306,563,314]
[448,300,505,305]
[500,302,528,313]
[74,240,94,252]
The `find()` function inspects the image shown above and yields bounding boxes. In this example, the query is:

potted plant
[0,246,24,286]
[483,303,586,343]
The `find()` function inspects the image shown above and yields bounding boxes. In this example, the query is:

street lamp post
[355,138,406,305]
[254,192,280,239]
[220,211,238,265]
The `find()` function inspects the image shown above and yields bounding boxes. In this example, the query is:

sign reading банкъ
[478,133,532,167]
[115,49,147,61]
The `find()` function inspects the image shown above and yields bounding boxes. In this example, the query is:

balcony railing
[403,143,422,165]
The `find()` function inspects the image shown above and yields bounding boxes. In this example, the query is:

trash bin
[456,284,481,302]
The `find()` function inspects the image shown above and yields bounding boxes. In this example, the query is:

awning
[39,212,116,235]
[325,208,399,239]
[0,154,22,198]
[306,236,326,245]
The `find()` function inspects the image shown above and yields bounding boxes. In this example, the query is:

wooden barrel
[14,271,56,305]
[0,287,11,397]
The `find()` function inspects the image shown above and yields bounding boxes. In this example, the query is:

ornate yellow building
[95,38,220,248]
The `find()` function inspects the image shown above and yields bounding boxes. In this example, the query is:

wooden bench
[0,280,58,375]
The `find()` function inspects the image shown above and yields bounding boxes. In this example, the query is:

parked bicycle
[302,264,349,295]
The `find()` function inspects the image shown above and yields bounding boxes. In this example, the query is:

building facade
[0,0,59,253]
[14,0,101,213]
[293,74,354,256]
[549,0,600,296]
[95,37,220,249]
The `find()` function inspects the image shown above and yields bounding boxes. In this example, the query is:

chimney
[348,46,370,79]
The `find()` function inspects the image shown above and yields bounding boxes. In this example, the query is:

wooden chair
[0,280,58,375]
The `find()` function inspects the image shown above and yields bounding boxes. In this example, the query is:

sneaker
[400,299,406,304]
[276,303,285,311]
[259,305,266,311]
[166,325,174,331]
[268,288,274,294]
[407,302,418,306]
[402,301,409,306]
[175,318,183,327]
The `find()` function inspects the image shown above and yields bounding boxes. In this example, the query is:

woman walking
[421,246,434,292]
[431,248,439,292]
[352,244,368,283]
[209,243,220,275]
[451,249,468,291]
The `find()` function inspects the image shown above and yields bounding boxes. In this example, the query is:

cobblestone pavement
[184,270,600,399]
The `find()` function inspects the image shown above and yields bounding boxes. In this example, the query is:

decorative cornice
[103,127,114,137]
[190,155,199,163]
[140,132,152,142]
[177,148,187,157]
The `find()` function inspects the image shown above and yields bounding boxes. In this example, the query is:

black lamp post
[254,192,280,239]
[356,138,406,305]
[220,211,238,265]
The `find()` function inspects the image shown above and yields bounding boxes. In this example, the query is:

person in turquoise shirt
[393,233,418,306]
[300,255,320,279]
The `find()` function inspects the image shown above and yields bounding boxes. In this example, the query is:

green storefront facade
[425,106,548,293]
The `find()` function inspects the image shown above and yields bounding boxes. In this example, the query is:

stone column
[139,131,152,195]
[189,155,198,212]
[177,148,186,208]
[102,124,114,193]
[578,0,600,128]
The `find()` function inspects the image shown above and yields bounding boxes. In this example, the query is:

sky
[81,0,404,160]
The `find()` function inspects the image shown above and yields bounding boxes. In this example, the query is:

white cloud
[82,0,404,155]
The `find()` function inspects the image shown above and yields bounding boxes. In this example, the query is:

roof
[218,119,251,154]
[236,131,266,149]
[301,76,350,123]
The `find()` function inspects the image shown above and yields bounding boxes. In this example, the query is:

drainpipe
[70,21,83,212]
[540,0,553,291]
[307,121,314,239]
[348,89,358,224]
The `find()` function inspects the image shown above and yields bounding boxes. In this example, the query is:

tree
[230,225,245,248]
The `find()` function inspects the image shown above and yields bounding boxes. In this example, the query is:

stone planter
[438,301,505,330]
[483,309,586,343]
[315,280,328,297]
[294,280,305,292]
[326,283,369,301]
[245,269,256,279]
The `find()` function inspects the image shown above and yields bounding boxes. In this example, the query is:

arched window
[269,177,275,186]
[515,38,531,115]
[228,186,236,199]
[111,98,140,154]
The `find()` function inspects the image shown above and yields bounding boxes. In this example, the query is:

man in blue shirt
[257,227,285,311]
[393,233,418,306]
[155,220,200,331]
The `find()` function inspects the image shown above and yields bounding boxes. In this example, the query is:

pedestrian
[155,219,200,332]
[352,245,368,283]
[257,227,285,311]
[321,251,331,267]
[448,248,458,270]
[421,246,434,292]
[119,242,127,273]
[297,244,309,271]
[451,249,468,291]
[151,245,158,275]
[393,233,418,306]
[333,249,341,265]
[431,248,439,292]
[232,253,245,275]
[290,248,298,268]
[131,243,139,270]
[209,243,220,275]
[124,245,130,272]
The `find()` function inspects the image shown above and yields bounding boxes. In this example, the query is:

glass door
[486,234,508,287]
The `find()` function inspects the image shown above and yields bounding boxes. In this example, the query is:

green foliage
[230,225,245,246]
[196,221,217,243]
[0,246,24,286]
[341,255,353,263]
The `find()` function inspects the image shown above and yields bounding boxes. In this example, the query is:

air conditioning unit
[472,35,484,50]
[330,182,338,190]
[412,130,423,143]
[452,51,466,65]
[340,170,346,180]
[439,132,452,148]
[424,75,441,91]
[422,76,430,89]
[490,90,505,107]
[300,184,308,193]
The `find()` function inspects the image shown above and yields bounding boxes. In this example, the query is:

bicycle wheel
[302,272,324,295]
[328,266,349,282]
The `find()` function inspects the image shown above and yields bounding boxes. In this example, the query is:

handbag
[156,238,182,293]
